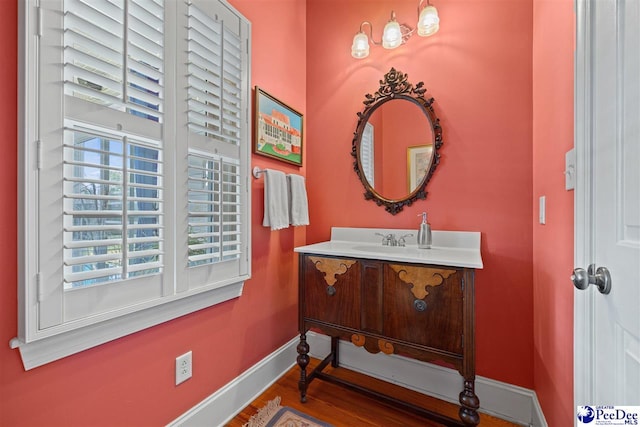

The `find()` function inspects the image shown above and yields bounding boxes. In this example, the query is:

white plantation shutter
[63,0,125,106]
[19,0,250,357]
[182,0,248,289]
[62,126,163,288]
[220,159,242,260]
[63,128,126,287]
[221,27,243,145]
[60,0,165,292]
[126,0,164,122]
[187,153,240,267]
[187,3,242,146]
[187,5,223,139]
[63,0,164,123]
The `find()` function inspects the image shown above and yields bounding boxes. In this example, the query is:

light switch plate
[539,196,546,225]
[565,148,576,190]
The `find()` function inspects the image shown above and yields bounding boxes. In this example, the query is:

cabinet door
[302,256,360,329]
[384,264,464,355]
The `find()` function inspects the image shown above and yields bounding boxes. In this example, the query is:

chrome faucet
[375,232,414,247]
[397,234,413,247]
[375,232,396,246]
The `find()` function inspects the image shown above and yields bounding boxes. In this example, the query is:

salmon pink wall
[532,0,575,425]
[0,1,305,425]
[306,0,534,388]
[0,0,578,424]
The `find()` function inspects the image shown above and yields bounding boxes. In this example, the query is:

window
[361,122,375,184]
[15,0,251,369]
[63,127,163,289]
[187,152,241,268]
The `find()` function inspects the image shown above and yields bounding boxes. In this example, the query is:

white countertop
[294,227,483,269]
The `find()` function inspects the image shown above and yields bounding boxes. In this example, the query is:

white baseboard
[167,337,298,427]
[531,393,548,427]
[168,332,547,427]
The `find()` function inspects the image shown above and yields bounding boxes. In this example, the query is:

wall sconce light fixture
[351,0,440,59]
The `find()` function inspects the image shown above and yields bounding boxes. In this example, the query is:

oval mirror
[352,68,443,215]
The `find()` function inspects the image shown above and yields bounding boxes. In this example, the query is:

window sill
[10,280,245,370]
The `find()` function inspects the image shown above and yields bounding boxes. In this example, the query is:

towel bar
[252,166,265,179]
[254,166,288,179]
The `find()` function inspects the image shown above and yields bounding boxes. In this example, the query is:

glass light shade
[351,32,370,58]
[417,5,440,37]
[382,20,402,49]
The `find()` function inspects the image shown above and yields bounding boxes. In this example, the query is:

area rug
[243,396,334,427]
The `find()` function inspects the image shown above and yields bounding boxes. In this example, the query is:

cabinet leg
[297,333,310,403]
[458,379,480,426]
[330,336,339,368]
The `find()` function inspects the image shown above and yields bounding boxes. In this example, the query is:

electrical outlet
[175,351,192,385]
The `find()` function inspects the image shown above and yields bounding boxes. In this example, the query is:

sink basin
[352,245,421,254]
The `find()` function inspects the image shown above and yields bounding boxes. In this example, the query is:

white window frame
[14,0,252,370]
[361,122,375,184]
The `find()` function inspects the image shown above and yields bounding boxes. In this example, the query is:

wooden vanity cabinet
[297,254,479,426]
[301,256,361,329]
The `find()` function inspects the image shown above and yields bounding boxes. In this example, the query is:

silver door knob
[571,264,612,294]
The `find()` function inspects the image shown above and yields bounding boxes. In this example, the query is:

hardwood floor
[227,358,522,427]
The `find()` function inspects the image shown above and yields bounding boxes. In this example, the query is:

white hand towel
[287,173,309,226]
[262,169,290,230]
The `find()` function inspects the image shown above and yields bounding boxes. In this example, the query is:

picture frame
[254,87,304,166]
[407,144,434,192]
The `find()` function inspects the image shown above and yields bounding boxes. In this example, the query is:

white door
[574,0,640,412]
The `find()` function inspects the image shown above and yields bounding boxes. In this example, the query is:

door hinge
[36,140,43,170]
[36,6,43,38]
[461,276,465,292]
[36,272,43,302]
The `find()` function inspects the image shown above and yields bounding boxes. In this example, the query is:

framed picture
[407,144,434,192]
[254,87,303,166]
